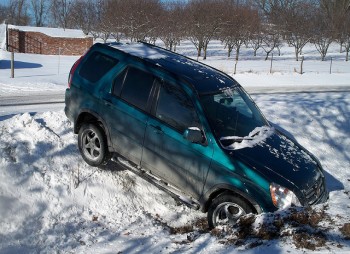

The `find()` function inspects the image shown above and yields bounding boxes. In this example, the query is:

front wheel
[78,123,111,167]
[207,194,253,228]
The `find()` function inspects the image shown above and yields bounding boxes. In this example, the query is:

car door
[102,66,156,165]
[141,80,213,199]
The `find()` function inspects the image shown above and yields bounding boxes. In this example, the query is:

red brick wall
[8,28,93,55]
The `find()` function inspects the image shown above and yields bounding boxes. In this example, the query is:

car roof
[103,42,237,95]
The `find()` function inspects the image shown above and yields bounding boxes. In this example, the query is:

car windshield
[200,86,271,149]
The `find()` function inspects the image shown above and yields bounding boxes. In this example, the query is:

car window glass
[112,68,127,96]
[79,52,119,83]
[120,67,154,110]
[156,82,199,133]
[215,90,253,118]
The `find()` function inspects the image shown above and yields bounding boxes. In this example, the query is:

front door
[142,80,213,199]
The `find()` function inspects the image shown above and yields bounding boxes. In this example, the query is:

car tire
[78,123,111,167]
[207,193,253,228]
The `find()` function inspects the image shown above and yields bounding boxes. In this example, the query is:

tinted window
[200,87,267,138]
[120,67,154,110]
[112,68,127,97]
[156,82,199,133]
[79,52,118,83]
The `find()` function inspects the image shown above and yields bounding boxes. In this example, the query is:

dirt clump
[293,231,327,250]
[340,223,350,239]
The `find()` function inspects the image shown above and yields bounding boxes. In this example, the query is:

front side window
[156,82,199,133]
[120,67,154,110]
[112,68,127,97]
[79,52,118,83]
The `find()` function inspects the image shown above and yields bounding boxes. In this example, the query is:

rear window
[79,51,119,82]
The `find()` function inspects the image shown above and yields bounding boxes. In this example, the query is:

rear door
[102,65,156,165]
[142,80,213,199]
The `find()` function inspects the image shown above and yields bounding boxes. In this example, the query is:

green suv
[65,42,328,228]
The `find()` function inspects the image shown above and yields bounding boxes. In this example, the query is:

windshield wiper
[220,136,253,143]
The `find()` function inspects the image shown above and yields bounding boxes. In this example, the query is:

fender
[199,182,275,214]
[75,108,113,150]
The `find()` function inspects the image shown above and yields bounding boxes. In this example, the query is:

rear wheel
[78,123,111,167]
[207,193,253,228]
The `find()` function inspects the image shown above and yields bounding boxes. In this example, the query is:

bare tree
[248,9,264,57]
[220,3,258,61]
[50,0,75,30]
[103,0,159,42]
[93,0,113,42]
[283,2,315,60]
[262,25,282,60]
[312,6,334,61]
[341,8,350,61]
[320,0,350,55]
[159,1,186,51]
[256,0,315,61]
[0,4,9,23]
[7,0,30,25]
[30,0,47,26]
[68,0,94,34]
[184,0,224,60]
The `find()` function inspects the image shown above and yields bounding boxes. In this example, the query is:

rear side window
[79,51,119,83]
[120,67,155,110]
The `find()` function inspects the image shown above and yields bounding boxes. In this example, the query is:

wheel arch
[74,109,112,150]
[200,184,264,214]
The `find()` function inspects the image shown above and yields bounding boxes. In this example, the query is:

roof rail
[138,40,234,81]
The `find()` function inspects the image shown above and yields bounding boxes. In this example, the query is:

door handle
[150,124,163,134]
[102,98,112,106]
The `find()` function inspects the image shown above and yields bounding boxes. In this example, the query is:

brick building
[7,25,93,56]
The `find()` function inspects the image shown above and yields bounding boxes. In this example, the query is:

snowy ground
[1,37,350,253]
[1,93,349,253]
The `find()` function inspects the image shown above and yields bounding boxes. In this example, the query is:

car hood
[230,130,322,191]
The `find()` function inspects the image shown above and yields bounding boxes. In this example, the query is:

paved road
[1,85,350,120]
[246,85,350,94]
[0,92,65,106]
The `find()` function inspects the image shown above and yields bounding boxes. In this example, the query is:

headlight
[270,182,301,209]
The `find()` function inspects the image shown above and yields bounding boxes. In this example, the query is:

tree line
[1,0,350,61]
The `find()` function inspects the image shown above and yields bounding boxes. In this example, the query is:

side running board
[112,155,200,210]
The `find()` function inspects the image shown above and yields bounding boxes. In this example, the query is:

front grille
[304,174,325,205]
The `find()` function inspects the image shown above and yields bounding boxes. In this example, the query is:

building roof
[108,42,237,95]
[8,25,90,38]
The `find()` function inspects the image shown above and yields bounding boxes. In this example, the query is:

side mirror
[183,127,204,144]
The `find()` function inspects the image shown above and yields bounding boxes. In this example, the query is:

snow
[112,43,168,60]
[1,93,349,253]
[1,39,350,253]
[8,25,90,38]
[0,23,6,50]
[220,126,275,150]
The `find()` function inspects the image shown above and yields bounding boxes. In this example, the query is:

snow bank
[1,90,350,253]
[1,37,350,253]
[0,111,205,253]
